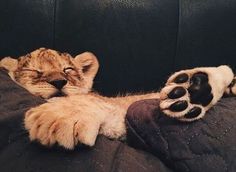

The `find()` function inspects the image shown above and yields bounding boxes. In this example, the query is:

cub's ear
[74,52,99,79]
[0,57,18,71]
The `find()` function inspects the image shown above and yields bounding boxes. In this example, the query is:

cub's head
[0,48,99,99]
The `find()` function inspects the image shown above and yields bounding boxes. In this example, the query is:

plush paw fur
[24,97,104,149]
[24,94,127,149]
[160,65,234,121]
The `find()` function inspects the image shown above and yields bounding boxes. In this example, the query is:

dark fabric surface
[54,0,178,95]
[126,99,236,172]
[0,0,54,57]
[1,0,236,95]
[0,69,171,172]
[175,0,236,71]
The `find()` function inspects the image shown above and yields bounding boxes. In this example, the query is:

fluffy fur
[1,48,235,149]
[0,48,98,98]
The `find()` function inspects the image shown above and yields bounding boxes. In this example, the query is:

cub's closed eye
[64,67,78,76]
[20,68,43,77]
[64,67,75,73]
[21,68,43,74]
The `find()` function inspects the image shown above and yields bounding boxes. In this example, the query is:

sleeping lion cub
[1,48,235,149]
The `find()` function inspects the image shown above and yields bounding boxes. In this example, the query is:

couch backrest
[0,0,236,95]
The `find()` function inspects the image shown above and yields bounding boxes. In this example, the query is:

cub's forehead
[18,48,75,69]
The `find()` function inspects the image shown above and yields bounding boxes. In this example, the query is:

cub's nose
[48,79,67,90]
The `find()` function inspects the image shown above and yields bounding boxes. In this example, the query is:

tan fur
[0,48,99,98]
[0,48,160,149]
[1,48,234,149]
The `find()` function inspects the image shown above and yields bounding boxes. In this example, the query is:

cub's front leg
[24,95,111,149]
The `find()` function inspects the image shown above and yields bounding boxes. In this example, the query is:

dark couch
[0,0,236,172]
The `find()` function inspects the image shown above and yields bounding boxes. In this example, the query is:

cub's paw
[160,65,234,121]
[24,100,101,149]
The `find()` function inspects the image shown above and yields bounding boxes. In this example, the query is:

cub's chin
[32,90,68,99]
[29,87,86,99]
[50,90,67,98]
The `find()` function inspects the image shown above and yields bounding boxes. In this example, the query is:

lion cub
[0,48,235,149]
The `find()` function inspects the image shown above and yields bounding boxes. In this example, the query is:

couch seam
[172,0,181,71]
[109,143,124,172]
[177,153,228,172]
[52,0,57,48]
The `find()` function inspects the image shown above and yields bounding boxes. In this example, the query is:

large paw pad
[160,66,234,121]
